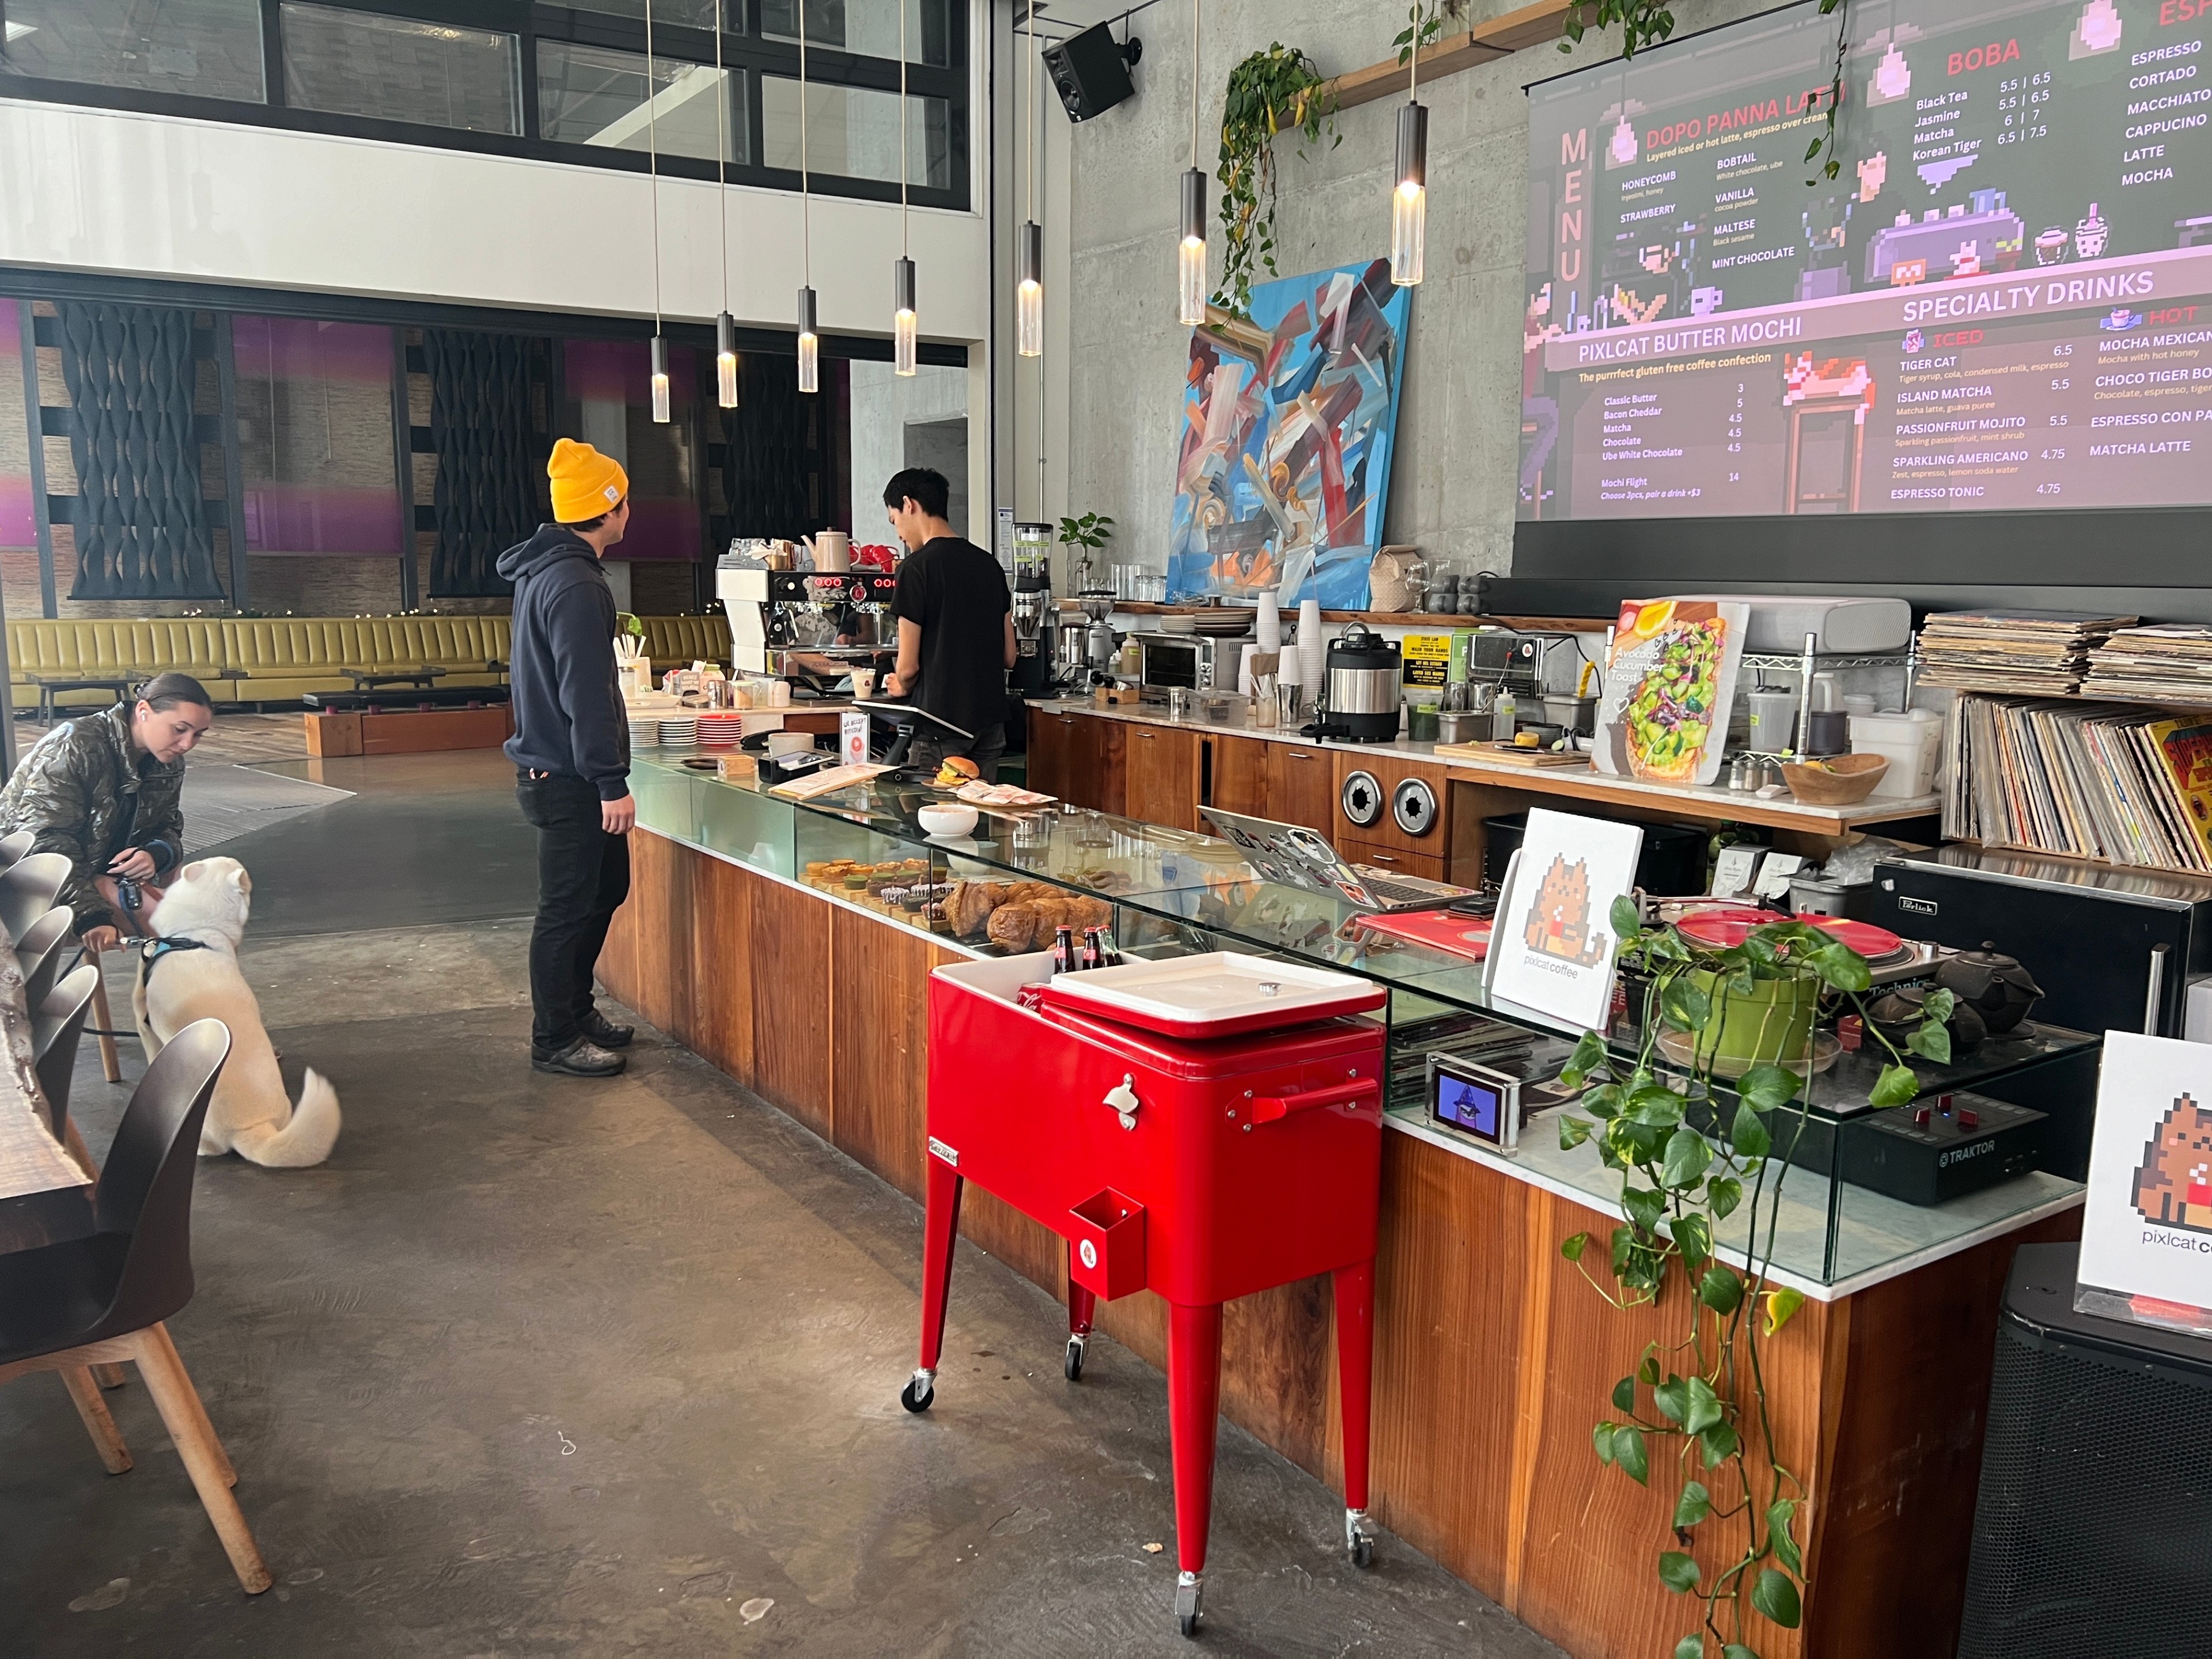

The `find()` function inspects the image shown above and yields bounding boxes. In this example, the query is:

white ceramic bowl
[917,804,980,838]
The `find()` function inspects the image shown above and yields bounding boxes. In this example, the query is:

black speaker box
[1043,22,1135,122]
[1958,1241,2212,1658]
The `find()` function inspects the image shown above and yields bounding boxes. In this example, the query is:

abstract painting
[1168,257,1411,611]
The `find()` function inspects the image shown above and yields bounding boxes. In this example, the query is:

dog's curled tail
[229,1069,342,1169]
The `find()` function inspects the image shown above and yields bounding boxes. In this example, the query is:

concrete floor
[0,747,1562,1658]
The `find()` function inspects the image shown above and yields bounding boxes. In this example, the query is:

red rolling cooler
[903,950,1388,1636]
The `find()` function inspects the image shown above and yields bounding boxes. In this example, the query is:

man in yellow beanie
[498,437,637,1078]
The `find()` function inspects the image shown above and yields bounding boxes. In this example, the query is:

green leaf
[1657,1550,1701,1593]
[1674,1639,1705,1659]
[1907,1021,1953,1065]
[1763,1286,1806,1336]
[1674,1479,1713,1528]
[1737,1063,1800,1113]
[1671,1213,1713,1271]
[1921,986,1956,1023]
[1662,1127,1713,1190]
[1707,1174,1744,1220]
[1751,1567,1802,1629]
[1809,941,1872,992]
[1639,1353,1662,1385]
[1559,1115,1594,1150]
[1629,1084,1689,1127]
[1623,1186,1668,1236]
[1661,978,1712,1032]
[1699,1419,1741,1467]
[1729,1101,1771,1161]
[1652,1374,1688,1424]
[1698,1264,1744,1315]
[1592,1420,1616,1464]
[1723,1648,1758,1659]
[1612,1374,1638,1413]
[1869,1062,1921,1109]
[1767,1498,1803,1575]
[1583,1081,1623,1119]
[1680,1377,1724,1435]
[1613,1423,1649,1484]
[1559,1230,1590,1263]
[1610,893,1643,942]
[1560,1029,1609,1087]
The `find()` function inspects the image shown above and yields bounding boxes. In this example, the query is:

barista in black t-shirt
[881,466,1014,778]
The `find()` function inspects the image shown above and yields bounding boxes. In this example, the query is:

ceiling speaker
[1043,22,1138,122]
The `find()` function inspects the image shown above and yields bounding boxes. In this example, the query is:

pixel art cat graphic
[2132,1093,2212,1236]
[1522,854,1610,966]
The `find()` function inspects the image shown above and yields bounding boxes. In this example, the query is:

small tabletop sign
[2075,1031,2212,1335]
[840,710,870,769]
[1487,807,1644,1033]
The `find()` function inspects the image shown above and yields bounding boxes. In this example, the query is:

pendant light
[1016,6,1043,358]
[892,0,918,376]
[646,0,671,420]
[1177,1,1206,326]
[1391,22,1428,288]
[796,1,820,394]
[714,0,737,407]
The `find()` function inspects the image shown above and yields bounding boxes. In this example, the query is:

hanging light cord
[800,1,811,287]
[1410,3,1421,101]
[1026,3,1036,222]
[900,0,909,252]
[646,0,661,332]
[715,0,728,310]
[1190,0,1199,169]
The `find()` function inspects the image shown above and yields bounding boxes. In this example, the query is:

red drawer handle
[1251,1077,1380,1124]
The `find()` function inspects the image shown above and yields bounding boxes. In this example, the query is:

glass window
[0,0,267,103]
[0,300,33,552]
[279,4,520,134]
[762,77,948,189]
[232,318,403,556]
[539,42,747,165]
[762,0,955,67]
[556,0,723,28]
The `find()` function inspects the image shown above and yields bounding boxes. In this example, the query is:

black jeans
[517,771,632,1054]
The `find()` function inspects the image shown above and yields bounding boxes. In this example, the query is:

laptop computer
[1199,806,1483,914]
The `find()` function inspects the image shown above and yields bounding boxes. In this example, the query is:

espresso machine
[719,557,899,692]
[1007,521,1055,697]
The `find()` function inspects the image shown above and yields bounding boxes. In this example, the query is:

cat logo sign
[2133,1093,2212,1236]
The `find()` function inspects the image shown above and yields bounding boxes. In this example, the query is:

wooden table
[28,673,137,727]
[338,666,448,693]
[0,962,90,1252]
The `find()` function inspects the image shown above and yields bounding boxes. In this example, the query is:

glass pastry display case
[630,755,2092,1289]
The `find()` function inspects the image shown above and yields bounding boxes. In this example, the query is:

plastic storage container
[1850,709,1944,798]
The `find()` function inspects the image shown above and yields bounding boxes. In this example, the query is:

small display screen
[1436,1070,1505,1142]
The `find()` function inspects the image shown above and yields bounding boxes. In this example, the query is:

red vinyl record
[1673,906,1903,961]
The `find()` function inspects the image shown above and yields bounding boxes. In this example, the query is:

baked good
[987,902,1041,952]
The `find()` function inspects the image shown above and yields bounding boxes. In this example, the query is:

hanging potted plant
[1214,45,1339,320]
[1553,906,1951,1658]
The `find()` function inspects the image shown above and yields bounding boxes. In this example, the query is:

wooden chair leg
[93,1362,128,1391]
[62,1117,98,1180]
[86,944,123,1084]
[128,1328,268,1593]
[59,1367,132,1474]
[142,1324,235,1487]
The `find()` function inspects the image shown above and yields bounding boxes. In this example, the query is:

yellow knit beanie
[548,438,628,524]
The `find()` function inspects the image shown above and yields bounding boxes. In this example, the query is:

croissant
[987,902,1041,952]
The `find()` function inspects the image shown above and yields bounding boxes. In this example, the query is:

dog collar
[139,935,212,984]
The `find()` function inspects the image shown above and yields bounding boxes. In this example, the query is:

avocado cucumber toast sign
[1593,599,1749,789]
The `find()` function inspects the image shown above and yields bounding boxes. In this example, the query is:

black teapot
[1935,942,2044,1035]
[1868,984,1987,1056]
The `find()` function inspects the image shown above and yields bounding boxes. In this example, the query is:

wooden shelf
[1305,1,1577,113]
[1083,601,1612,634]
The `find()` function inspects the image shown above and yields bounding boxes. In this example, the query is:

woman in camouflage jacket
[0,672,214,950]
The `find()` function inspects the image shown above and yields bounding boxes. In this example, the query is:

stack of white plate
[658,717,698,748]
[628,717,660,749]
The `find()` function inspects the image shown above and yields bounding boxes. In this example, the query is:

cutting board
[1432,741,1591,769]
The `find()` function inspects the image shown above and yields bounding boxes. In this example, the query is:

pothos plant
[1555,0,1852,185]
[1214,44,1339,320]
[1552,902,1953,1658]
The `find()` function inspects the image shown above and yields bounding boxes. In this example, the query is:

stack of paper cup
[1298,599,1324,698]
[1257,590,1281,653]
[1237,641,1259,696]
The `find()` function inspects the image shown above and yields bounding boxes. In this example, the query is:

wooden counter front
[603,828,2070,1658]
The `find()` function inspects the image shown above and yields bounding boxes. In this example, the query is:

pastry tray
[1037,950,1387,1038]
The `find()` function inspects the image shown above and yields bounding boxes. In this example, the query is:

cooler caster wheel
[1346,1508,1376,1569]
[899,1369,935,1414]
[1064,1335,1087,1382]
[1175,1571,1202,1637]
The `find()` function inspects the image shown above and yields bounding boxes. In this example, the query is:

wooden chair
[0,1020,270,1594]
[16,906,75,1013]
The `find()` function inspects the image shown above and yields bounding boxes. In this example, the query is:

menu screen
[1522,0,2212,520]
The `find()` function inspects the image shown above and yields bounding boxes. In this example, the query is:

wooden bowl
[1781,752,1888,805]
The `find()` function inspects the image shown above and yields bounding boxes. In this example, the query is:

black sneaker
[532,1039,628,1077]
[579,1007,634,1049]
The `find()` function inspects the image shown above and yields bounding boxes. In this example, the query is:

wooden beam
[1312,2,1575,114]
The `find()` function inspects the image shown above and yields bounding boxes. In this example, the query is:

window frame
[0,0,971,210]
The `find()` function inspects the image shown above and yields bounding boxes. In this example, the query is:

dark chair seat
[0,1233,132,1364]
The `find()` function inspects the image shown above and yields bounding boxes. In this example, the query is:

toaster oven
[1132,631,1240,691]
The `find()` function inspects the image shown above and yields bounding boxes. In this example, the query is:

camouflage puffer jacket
[0,703,185,934]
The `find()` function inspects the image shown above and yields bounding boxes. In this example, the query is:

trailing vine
[1213,44,1338,320]
[1555,904,1951,1658]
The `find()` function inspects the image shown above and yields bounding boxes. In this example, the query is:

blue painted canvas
[1166,257,1412,611]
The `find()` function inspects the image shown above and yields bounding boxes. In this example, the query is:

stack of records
[2080,625,2212,705]
[1943,694,2212,873]
[1918,609,2138,696]
[694,711,741,748]
[628,715,661,750]
[657,716,698,748]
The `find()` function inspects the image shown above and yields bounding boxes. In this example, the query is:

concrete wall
[1059,0,1767,584]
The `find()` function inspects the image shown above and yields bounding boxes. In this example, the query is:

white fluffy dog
[131,857,342,1168]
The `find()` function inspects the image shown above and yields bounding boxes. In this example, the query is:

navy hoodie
[498,525,630,800]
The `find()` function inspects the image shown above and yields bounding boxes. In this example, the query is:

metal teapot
[1934,942,2044,1035]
